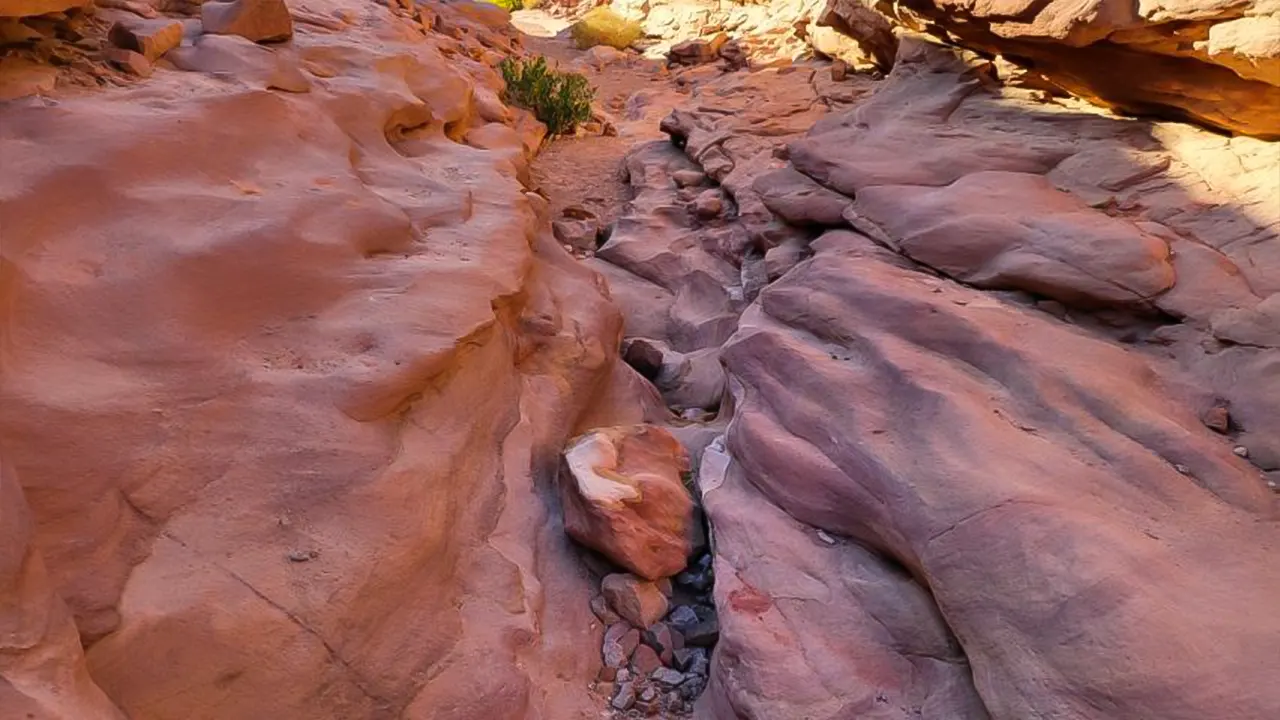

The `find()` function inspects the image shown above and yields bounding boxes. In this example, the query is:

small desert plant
[569,7,643,50]
[500,56,595,136]
[483,0,523,11]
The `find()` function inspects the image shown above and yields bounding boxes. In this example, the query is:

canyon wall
[1,1,1277,719]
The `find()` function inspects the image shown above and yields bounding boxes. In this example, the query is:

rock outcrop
[863,0,1280,137]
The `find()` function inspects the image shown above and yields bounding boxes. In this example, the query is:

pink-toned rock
[853,170,1176,307]
[201,0,293,44]
[785,39,1280,461]
[0,3,632,718]
[862,0,1280,137]
[603,623,642,668]
[602,573,670,628]
[641,622,677,665]
[592,594,622,625]
[560,425,693,580]
[708,228,1279,718]
[103,48,154,78]
[630,644,663,675]
[167,34,311,93]
[603,23,1280,720]
[699,439,989,719]
[0,458,127,720]
[754,166,850,228]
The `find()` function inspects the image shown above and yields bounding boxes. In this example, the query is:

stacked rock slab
[858,0,1280,137]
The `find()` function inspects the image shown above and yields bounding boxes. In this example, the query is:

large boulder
[560,425,694,580]
[864,0,1280,137]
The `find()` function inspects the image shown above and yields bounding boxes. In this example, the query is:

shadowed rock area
[1,0,1277,719]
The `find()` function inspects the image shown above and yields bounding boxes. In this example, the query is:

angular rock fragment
[603,623,641,668]
[641,621,677,664]
[591,594,622,625]
[630,644,662,674]
[603,573,670,628]
[108,19,183,61]
[104,48,153,77]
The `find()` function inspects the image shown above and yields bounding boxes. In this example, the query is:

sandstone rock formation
[863,0,1280,137]
[707,230,1278,718]
[0,458,127,720]
[560,425,694,579]
[3,1,1279,719]
[0,2,659,718]
[593,30,1279,720]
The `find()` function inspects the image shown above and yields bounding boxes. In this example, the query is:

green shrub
[482,0,523,10]
[500,56,596,136]
[569,7,643,50]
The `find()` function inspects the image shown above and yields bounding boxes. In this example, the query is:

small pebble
[816,529,836,545]
[1233,446,1249,458]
